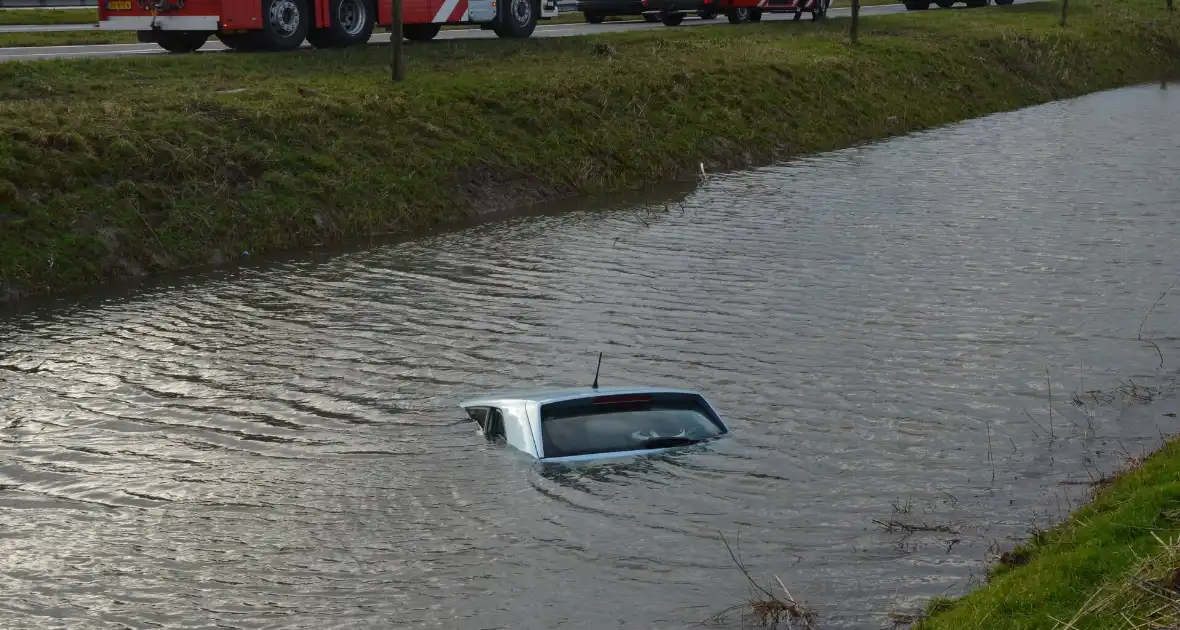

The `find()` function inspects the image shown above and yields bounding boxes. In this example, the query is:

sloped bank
[915,413,1180,630]
[1,0,1178,303]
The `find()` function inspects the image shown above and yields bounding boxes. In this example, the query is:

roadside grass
[0,30,137,46]
[0,8,97,25]
[1,0,1177,300]
[917,438,1180,630]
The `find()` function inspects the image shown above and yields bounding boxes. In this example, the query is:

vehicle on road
[97,0,559,53]
[902,0,1011,9]
[575,0,716,23]
[459,387,730,463]
[640,0,828,25]
[576,0,660,22]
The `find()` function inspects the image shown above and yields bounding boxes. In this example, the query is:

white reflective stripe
[98,15,220,29]
[431,0,461,21]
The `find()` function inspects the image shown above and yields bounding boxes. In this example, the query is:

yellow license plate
[107,1,132,10]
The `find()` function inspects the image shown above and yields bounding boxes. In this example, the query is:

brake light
[592,395,653,405]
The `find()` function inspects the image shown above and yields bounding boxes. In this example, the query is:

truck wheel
[583,11,605,22]
[726,7,749,22]
[259,0,309,50]
[307,0,373,47]
[903,1,930,8]
[494,0,538,37]
[660,12,684,24]
[403,23,441,40]
[155,31,209,52]
[748,8,762,20]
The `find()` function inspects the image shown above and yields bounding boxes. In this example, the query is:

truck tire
[660,12,684,24]
[259,0,309,50]
[403,23,442,40]
[307,0,373,47]
[726,7,749,22]
[494,0,538,37]
[154,31,209,52]
[903,1,930,8]
[583,11,605,22]
[748,8,762,21]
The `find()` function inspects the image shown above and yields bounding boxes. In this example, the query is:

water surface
[2,84,1180,629]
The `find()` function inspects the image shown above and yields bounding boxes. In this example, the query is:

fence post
[850,0,860,43]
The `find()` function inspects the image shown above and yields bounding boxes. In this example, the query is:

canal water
[2,84,1179,629]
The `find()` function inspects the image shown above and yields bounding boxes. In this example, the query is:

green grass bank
[1,0,1178,302]
[915,432,1180,630]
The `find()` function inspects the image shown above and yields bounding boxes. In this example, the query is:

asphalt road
[0,0,1030,61]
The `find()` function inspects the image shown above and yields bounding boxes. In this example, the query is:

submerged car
[459,386,729,463]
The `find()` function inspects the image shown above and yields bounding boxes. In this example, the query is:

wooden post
[1059,0,1068,25]
[850,0,860,43]
[391,0,405,82]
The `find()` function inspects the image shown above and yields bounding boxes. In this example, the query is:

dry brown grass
[1050,532,1180,630]
[703,532,816,629]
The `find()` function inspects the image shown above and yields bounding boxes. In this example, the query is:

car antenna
[592,352,603,390]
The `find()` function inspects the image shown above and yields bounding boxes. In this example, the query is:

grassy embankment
[0,0,897,48]
[916,434,1180,630]
[1,0,1178,301]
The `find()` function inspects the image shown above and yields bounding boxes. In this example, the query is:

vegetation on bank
[916,434,1180,630]
[0,7,97,25]
[0,30,138,47]
[1,0,1178,302]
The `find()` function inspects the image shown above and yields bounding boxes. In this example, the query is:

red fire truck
[96,0,558,53]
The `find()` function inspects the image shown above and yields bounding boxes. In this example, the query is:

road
[0,0,1031,61]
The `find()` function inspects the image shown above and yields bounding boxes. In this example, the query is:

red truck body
[96,0,557,51]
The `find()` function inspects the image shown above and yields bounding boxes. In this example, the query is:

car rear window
[538,392,725,459]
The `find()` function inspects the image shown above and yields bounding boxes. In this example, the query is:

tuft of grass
[918,436,1180,630]
[706,532,817,628]
[1,0,1179,302]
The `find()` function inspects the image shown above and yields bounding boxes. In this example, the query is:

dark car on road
[575,0,716,22]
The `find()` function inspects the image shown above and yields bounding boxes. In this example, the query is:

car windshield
[539,393,725,459]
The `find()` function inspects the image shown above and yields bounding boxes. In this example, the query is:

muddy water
[2,84,1180,629]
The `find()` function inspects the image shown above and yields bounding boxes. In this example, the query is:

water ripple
[1,84,1180,629]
